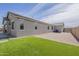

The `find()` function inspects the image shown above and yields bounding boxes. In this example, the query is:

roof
[7,11,53,26]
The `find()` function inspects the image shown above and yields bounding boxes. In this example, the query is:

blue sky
[0,3,79,28]
[0,3,37,25]
[0,3,56,26]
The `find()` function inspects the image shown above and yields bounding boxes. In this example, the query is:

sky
[0,3,79,28]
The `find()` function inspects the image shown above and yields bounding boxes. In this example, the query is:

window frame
[20,24,24,30]
[35,26,37,30]
[12,22,14,30]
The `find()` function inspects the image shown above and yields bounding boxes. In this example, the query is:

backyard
[0,36,79,56]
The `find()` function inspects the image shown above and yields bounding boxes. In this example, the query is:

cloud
[41,4,79,28]
[39,3,72,19]
[27,3,47,17]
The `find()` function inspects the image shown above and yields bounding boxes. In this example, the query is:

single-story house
[3,12,64,37]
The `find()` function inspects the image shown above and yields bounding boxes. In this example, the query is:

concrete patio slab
[34,32,79,46]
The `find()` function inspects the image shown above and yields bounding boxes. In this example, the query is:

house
[3,12,64,37]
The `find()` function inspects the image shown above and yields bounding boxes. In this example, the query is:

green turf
[0,36,79,56]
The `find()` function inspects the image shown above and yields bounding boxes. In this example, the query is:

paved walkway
[35,32,79,46]
[0,32,9,39]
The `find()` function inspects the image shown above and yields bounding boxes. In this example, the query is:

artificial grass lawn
[0,36,79,56]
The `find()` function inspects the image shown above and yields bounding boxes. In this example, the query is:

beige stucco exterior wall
[71,27,79,39]
[76,27,79,39]
[15,19,53,37]
[65,27,79,39]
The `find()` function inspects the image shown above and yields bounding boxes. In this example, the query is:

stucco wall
[64,27,79,40]
[15,19,53,37]
[71,27,79,39]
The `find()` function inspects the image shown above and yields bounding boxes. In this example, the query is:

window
[35,26,37,30]
[48,26,49,30]
[12,22,14,29]
[51,26,53,30]
[20,24,24,30]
